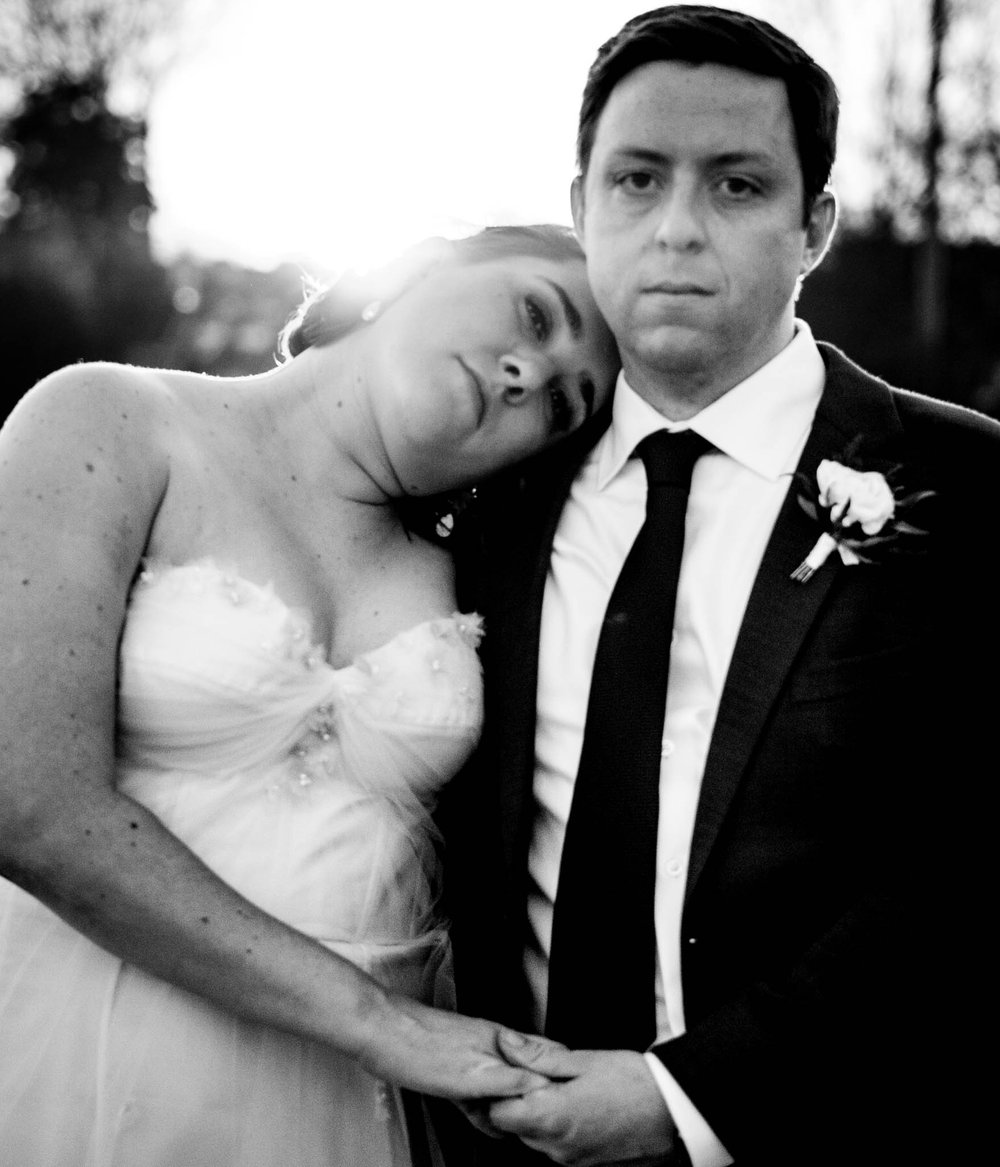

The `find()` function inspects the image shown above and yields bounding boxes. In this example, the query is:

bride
[0,225,618,1166]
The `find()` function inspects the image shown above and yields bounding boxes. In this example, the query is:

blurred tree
[0,70,155,238]
[137,256,311,378]
[865,0,1000,244]
[0,0,183,112]
[766,0,999,399]
[763,0,1000,242]
[0,0,211,420]
[856,0,999,387]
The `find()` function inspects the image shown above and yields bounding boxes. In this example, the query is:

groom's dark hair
[576,4,839,220]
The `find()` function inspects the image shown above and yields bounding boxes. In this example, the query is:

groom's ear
[570,176,586,244]
[800,189,837,278]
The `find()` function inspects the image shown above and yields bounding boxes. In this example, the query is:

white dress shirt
[525,322,826,1167]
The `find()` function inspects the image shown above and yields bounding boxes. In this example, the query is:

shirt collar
[598,320,826,489]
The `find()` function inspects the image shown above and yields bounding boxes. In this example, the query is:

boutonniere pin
[790,441,933,583]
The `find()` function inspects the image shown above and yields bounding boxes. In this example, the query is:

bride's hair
[278,224,583,360]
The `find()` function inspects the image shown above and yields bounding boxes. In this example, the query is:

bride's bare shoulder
[0,363,208,512]
[1,362,219,454]
[6,360,182,423]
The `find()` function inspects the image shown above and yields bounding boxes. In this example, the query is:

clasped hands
[461,1028,687,1167]
[357,994,684,1164]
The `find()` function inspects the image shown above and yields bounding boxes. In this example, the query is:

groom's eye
[614,170,658,195]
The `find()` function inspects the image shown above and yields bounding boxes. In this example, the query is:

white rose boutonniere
[790,441,933,583]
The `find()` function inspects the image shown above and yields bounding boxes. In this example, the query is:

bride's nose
[500,351,550,404]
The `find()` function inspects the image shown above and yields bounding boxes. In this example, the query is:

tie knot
[634,429,710,489]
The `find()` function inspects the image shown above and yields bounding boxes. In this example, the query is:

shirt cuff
[643,1052,734,1167]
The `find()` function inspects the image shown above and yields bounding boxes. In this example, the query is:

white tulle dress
[0,560,484,1167]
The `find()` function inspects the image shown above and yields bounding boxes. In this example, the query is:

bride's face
[367,253,619,494]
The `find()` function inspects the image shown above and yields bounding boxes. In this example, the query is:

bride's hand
[356,994,552,1100]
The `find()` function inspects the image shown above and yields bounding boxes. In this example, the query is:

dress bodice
[114,560,484,949]
[118,560,483,797]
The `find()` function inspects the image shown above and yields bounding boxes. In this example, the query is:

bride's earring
[360,300,382,323]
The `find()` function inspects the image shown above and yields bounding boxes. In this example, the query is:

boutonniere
[790,440,933,583]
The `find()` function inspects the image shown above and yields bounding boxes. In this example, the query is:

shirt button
[661,739,675,758]
[666,859,683,877]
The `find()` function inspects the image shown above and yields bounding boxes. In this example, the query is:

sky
[143,0,902,278]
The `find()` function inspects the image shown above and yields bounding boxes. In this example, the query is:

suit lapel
[685,346,907,901]
[485,419,610,875]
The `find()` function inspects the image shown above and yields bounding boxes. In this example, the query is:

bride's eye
[525,296,551,342]
[548,383,572,434]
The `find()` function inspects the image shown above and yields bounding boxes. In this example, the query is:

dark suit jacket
[440,345,997,1166]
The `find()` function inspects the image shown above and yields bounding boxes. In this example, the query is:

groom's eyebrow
[544,279,583,339]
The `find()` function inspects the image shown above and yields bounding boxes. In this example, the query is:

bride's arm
[0,366,542,1101]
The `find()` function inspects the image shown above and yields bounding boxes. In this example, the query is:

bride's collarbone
[320,536,458,655]
[221,524,456,666]
[149,451,458,658]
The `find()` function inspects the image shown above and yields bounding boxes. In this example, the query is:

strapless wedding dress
[0,560,484,1166]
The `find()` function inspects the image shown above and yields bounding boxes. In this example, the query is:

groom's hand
[489,1030,687,1166]
[453,1029,568,1140]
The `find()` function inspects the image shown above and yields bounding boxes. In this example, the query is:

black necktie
[545,429,710,1052]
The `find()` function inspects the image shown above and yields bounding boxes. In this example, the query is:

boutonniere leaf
[790,441,934,583]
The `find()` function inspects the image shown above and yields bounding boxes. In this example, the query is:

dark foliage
[799,231,1000,410]
[0,75,171,417]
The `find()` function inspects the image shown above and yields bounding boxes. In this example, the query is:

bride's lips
[457,358,487,424]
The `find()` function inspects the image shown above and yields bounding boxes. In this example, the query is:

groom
[442,6,995,1166]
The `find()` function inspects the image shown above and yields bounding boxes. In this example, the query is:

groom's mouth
[644,281,713,296]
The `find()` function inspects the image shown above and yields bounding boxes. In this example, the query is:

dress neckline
[134,558,481,673]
